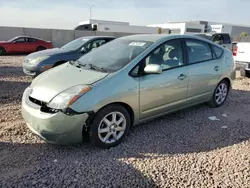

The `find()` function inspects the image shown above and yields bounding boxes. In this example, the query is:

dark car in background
[0,36,53,55]
[22,36,116,76]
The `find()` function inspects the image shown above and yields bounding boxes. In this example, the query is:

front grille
[40,106,59,114]
[29,96,46,106]
[28,96,59,114]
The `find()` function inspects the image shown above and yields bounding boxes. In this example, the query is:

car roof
[13,36,47,41]
[77,36,116,40]
[119,34,216,43]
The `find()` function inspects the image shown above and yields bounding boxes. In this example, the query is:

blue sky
[0,0,249,29]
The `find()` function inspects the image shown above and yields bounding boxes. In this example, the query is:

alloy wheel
[215,83,228,105]
[98,112,126,144]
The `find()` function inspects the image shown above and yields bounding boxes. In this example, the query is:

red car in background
[0,36,53,55]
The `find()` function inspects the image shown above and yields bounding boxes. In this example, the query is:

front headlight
[29,56,50,65]
[47,85,92,110]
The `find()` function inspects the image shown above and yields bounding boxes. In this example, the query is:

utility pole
[90,5,95,20]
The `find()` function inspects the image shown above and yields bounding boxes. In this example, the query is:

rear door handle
[214,66,219,71]
[178,74,187,80]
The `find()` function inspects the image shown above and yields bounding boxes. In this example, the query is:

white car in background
[233,42,250,78]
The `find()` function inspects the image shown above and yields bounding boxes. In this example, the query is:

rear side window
[212,45,223,58]
[221,34,231,44]
[28,38,37,42]
[186,39,213,64]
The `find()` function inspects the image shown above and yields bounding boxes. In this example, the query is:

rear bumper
[235,61,250,71]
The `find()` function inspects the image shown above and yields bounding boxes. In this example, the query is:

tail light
[233,46,238,56]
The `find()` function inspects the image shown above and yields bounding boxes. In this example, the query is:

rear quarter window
[212,45,223,59]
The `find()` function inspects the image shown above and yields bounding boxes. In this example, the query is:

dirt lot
[0,56,249,188]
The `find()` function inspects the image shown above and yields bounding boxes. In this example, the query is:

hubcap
[98,112,126,144]
[215,83,228,105]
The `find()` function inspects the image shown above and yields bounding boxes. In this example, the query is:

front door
[138,39,188,120]
[184,39,222,104]
[12,37,30,53]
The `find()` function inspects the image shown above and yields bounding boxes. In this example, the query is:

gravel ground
[0,56,249,188]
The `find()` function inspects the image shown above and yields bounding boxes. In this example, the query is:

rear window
[212,45,223,58]
[222,34,231,44]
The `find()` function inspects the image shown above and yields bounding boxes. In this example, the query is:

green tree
[240,32,248,37]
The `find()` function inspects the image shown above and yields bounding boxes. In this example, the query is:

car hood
[0,41,9,44]
[26,48,72,59]
[29,63,109,103]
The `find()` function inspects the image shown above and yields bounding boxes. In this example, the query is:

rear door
[27,38,39,52]
[185,39,222,104]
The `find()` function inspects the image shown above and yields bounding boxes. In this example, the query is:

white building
[75,19,250,37]
[147,22,205,34]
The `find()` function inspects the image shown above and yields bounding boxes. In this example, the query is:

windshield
[7,37,18,42]
[77,39,153,72]
[61,38,89,51]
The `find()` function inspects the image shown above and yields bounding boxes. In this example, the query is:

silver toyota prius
[22,34,236,148]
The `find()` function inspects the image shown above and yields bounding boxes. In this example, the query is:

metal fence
[232,36,250,42]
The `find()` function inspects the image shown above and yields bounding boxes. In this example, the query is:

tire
[208,79,229,108]
[36,46,46,51]
[245,70,250,78]
[240,68,246,77]
[89,105,131,149]
[0,47,6,55]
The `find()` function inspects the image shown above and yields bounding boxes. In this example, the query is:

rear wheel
[208,80,229,108]
[245,70,250,78]
[36,46,46,51]
[89,105,131,149]
[0,47,6,55]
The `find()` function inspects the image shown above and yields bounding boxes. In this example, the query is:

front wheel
[245,70,250,78]
[0,47,6,55]
[208,80,229,108]
[89,105,131,149]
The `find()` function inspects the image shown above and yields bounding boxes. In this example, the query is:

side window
[14,38,26,43]
[212,45,223,59]
[186,39,213,64]
[221,34,231,44]
[213,34,223,43]
[145,39,184,70]
[28,38,36,42]
[86,39,107,52]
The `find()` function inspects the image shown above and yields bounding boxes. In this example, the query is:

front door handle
[178,74,187,80]
[214,66,219,71]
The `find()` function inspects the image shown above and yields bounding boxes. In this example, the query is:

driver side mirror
[144,64,162,74]
[80,47,86,53]
[91,47,97,51]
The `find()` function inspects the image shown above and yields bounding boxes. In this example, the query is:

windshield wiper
[69,60,85,68]
[84,63,108,73]
[70,61,108,73]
